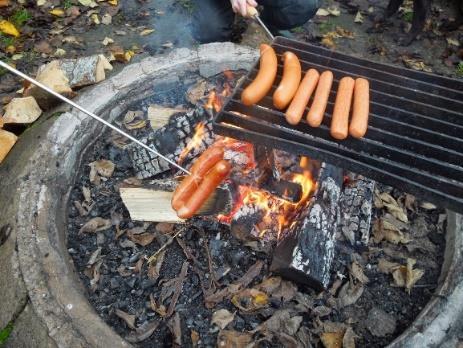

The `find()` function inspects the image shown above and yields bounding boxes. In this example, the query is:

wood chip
[115,309,136,329]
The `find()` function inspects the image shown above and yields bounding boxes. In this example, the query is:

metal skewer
[0,60,191,175]
[246,6,275,41]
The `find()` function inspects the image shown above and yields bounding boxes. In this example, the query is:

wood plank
[119,187,184,223]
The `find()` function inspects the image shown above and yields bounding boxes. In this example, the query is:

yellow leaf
[140,28,155,36]
[124,50,135,62]
[50,8,65,17]
[0,20,20,38]
[90,13,100,24]
[108,0,117,5]
[320,331,344,348]
[5,45,15,54]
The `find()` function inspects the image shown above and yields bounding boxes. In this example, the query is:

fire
[177,122,206,166]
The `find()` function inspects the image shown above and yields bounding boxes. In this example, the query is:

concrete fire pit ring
[0,43,461,347]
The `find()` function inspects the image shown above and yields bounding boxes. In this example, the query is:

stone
[2,97,42,124]
[366,307,397,337]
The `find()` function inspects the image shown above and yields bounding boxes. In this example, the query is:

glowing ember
[177,122,206,166]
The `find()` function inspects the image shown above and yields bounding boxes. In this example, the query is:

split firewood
[23,60,74,109]
[57,54,112,88]
[2,96,42,124]
[0,129,18,163]
[147,105,187,130]
[119,187,183,223]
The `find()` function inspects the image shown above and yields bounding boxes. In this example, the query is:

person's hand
[230,0,258,17]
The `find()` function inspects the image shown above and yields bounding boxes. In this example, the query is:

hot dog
[285,68,320,125]
[273,52,302,110]
[177,160,232,219]
[241,44,278,106]
[330,76,355,140]
[171,146,224,211]
[307,71,333,127]
[349,78,370,138]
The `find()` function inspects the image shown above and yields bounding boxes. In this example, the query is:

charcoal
[126,108,215,179]
[339,174,375,245]
[270,164,343,291]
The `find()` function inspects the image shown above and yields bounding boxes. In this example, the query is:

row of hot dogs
[171,147,231,219]
[241,44,370,140]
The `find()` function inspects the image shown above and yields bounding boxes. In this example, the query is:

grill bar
[214,37,463,214]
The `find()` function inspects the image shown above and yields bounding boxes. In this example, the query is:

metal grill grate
[213,37,463,213]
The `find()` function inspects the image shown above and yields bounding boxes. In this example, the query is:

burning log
[339,174,375,245]
[270,164,343,291]
[127,108,215,179]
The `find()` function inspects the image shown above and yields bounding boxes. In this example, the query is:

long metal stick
[0,60,191,175]
[253,15,275,41]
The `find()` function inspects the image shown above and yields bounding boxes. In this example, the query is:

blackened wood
[270,164,343,291]
[127,108,215,179]
[339,174,375,245]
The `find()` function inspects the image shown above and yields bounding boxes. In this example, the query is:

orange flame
[177,122,206,166]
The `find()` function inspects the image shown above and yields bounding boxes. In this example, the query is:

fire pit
[1,44,462,347]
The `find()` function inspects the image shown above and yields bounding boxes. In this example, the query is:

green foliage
[402,11,413,23]
[0,322,14,346]
[318,20,335,34]
[0,33,15,47]
[456,61,463,77]
[11,8,31,27]
[0,58,13,77]
[63,0,73,9]
[291,26,305,34]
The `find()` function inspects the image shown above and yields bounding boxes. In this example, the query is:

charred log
[270,164,343,291]
[127,108,215,179]
[339,174,375,246]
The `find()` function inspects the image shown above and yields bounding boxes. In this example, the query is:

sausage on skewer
[273,51,302,110]
[331,76,355,140]
[349,78,370,138]
[307,70,333,127]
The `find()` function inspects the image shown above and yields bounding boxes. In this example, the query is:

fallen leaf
[392,258,424,293]
[402,57,433,73]
[133,257,144,274]
[147,249,165,280]
[316,8,331,16]
[54,48,66,57]
[102,37,114,46]
[377,258,401,274]
[354,11,364,23]
[343,327,356,348]
[108,0,118,5]
[90,13,100,24]
[78,0,98,7]
[155,222,175,234]
[90,159,115,177]
[150,294,167,317]
[140,28,155,36]
[321,331,344,348]
[87,247,101,266]
[337,281,364,308]
[231,288,269,313]
[446,38,460,47]
[372,219,410,244]
[62,36,81,45]
[87,260,102,291]
[115,309,136,329]
[125,319,160,343]
[0,20,19,37]
[123,110,146,129]
[162,41,173,48]
[211,309,235,329]
[420,202,437,210]
[327,6,341,16]
[0,0,10,7]
[128,232,155,246]
[79,217,111,234]
[101,13,112,25]
[147,105,185,129]
[217,330,253,348]
[50,8,65,17]
[168,313,182,347]
[350,260,369,283]
[255,309,303,337]
[191,330,199,347]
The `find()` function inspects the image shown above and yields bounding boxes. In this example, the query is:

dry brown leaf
[354,11,364,23]
[403,194,416,211]
[147,249,165,280]
[128,232,155,246]
[350,260,369,284]
[156,222,175,234]
[134,257,144,274]
[211,309,235,329]
[337,281,364,308]
[115,308,136,329]
[392,258,424,293]
[372,219,410,244]
[150,294,167,317]
[191,330,199,347]
[125,319,160,343]
[79,217,111,234]
[217,330,253,348]
[320,331,344,348]
[85,260,102,292]
[255,309,303,337]
[140,28,155,36]
[87,247,101,266]
[377,258,401,274]
[168,313,182,347]
[231,288,269,313]
[123,110,146,130]
[91,159,115,177]
[257,277,281,294]
[420,202,437,210]
[342,327,356,348]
